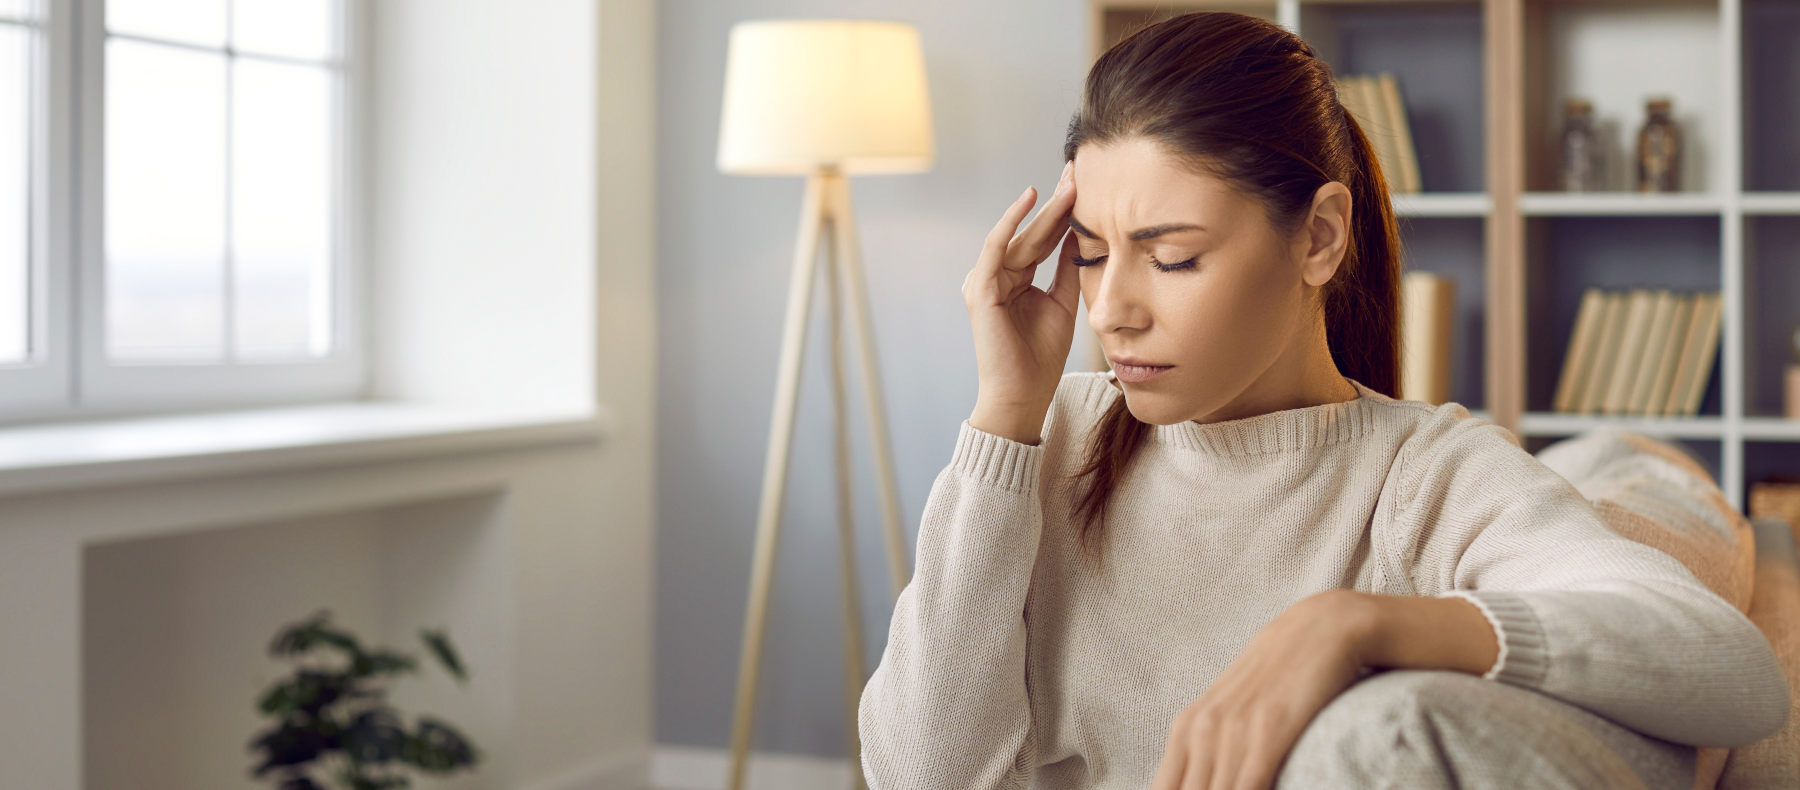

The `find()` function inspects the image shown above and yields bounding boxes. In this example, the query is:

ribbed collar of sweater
[1087,374,1386,457]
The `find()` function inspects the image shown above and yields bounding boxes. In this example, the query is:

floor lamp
[715,20,935,790]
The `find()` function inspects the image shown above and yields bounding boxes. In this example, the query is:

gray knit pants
[1277,670,1695,790]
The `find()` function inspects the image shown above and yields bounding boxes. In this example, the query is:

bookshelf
[1090,0,1800,509]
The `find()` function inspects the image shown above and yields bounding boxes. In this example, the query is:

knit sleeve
[1384,416,1789,748]
[859,421,1044,790]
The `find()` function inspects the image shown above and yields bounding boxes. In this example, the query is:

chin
[1118,386,1203,426]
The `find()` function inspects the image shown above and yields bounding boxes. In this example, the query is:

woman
[858,12,1786,790]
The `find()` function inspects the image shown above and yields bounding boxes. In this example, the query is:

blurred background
[2,0,1798,788]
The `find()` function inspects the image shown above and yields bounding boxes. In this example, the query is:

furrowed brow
[1129,224,1205,241]
[1068,216,1100,239]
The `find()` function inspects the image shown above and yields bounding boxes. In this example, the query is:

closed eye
[1151,256,1198,272]
[1071,253,1108,267]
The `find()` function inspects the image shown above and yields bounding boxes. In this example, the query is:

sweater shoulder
[1372,395,1540,508]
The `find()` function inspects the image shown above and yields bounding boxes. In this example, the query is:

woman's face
[1070,137,1344,425]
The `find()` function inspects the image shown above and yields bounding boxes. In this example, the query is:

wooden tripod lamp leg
[823,187,871,790]
[728,173,828,790]
[827,177,914,600]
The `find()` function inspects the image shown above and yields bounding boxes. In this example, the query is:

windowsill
[0,401,607,497]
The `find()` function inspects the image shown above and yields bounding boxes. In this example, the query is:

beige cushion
[1535,431,1755,613]
[1534,431,1760,790]
[1718,517,1800,789]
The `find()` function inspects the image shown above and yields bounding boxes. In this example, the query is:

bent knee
[1279,671,1674,790]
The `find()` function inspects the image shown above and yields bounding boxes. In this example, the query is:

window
[0,0,359,420]
[0,0,39,370]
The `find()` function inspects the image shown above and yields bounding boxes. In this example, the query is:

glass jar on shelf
[1636,97,1680,193]
[1560,99,1604,192]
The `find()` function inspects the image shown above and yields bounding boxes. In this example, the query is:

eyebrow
[1068,216,1205,241]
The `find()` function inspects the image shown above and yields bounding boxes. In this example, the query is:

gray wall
[655,0,1089,758]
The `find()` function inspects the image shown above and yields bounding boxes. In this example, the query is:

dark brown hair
[1066,12,1401,541]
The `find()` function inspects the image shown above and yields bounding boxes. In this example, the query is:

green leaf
[353,650,418,679]
[403,718,479,773]
[269,611,365,660]
[248,721,336,776]
[257,671,353,718]
[419,629,467,684]
[341,708,408,765]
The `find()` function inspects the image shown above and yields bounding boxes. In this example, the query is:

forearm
[1330,591,1500,677]
[862,423,1045,789]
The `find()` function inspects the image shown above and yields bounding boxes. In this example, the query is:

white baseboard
[517,748,651,790]
[650,745,855,790]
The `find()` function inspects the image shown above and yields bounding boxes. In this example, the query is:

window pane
[107,0,226,48]
[0,24,26,365]
[232,0,332,61]
[232,59,331,359]
[0,1,32,21]
[106,39,225,361]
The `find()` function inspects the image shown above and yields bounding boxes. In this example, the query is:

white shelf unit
[1741,192,1800,214]
[1518,191,1726,215]
[1517,0,1800,509]
[1393,192,1493,218]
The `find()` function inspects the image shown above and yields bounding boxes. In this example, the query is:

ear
[1298,182,1352,288]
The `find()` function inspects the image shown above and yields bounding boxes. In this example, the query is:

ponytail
[1327,111,1402,398]
[1065,12,1402,546]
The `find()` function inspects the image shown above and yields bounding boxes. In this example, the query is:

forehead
[1070,137,1253,236]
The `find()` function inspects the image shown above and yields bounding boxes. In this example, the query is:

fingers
[1004,162,1078,272]
[969,186,1039,305]
[1179,720,1217,790]
[1151,718,1188,790]
[1047,230,1082,313]
[1232,726,1283,790]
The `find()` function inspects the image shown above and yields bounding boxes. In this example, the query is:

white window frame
[0,0,365,422]
[0,0,73,416]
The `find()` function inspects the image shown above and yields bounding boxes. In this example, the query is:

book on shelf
[1337,73,1421,194]
[1641,294,1694,416]
[1552,288,1721,418]
[1577,291,1628,414]
[1624,291,1678,414]
[1375,75,1423,196]
[1664,292,1722,417]
[1601,290,1655,415]
[1552,288,1606,413]
[1400,271,1454,405]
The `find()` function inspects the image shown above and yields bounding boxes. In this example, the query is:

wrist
[969,397,1052,446]
[1324,591,1502,676]
[1307,590,1385,668]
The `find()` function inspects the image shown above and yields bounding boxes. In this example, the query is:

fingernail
[1054,162,1074,195]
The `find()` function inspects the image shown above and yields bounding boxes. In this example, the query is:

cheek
[1158,256,1305,371]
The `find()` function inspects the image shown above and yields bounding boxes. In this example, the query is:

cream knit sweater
[859,373,1788,790]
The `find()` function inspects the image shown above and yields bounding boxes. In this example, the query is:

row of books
[1337,73,1422,194]
[1552,289,1722,417]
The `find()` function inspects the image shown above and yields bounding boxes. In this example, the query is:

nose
[1085,260,1150,337]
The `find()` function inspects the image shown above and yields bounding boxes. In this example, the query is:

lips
[1110,357,1172,384]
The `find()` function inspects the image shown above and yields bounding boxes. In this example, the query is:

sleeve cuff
[1439,590,1549,687]
[951,421,1045,493]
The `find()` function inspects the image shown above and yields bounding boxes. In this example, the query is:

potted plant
[249,611,481,790]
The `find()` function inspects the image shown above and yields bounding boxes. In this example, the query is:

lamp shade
[717,20,934,175]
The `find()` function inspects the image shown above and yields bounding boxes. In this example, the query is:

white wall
[0,0,661,787]
[369,0,599,411]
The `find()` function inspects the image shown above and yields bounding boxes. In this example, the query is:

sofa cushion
[1535,431,1755,613]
